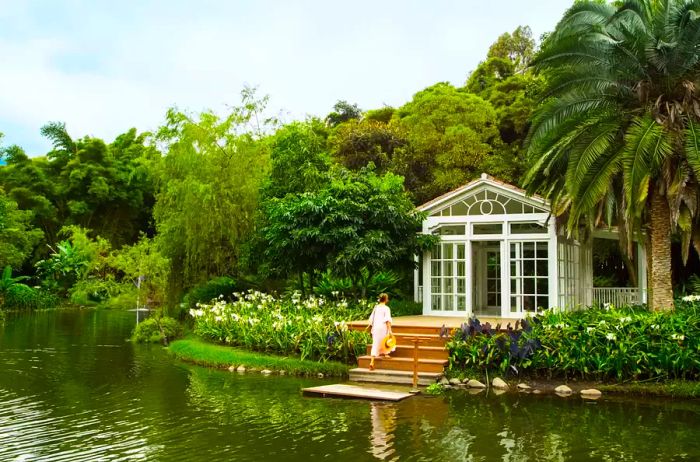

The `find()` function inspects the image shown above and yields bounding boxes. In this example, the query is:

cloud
[0,0,571,154]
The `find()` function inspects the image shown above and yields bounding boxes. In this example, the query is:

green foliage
[260,167,435,294]
[132,316,182,344]
[330,118,408,173]
[154,89,272,295]
[0,188,43,269]
[1,283,58,310]
[262,119,330,199]
[191,291,371,362]
[169,337,350,376]
[448,301,700,381]
[524,0,700,256]
[425,383,445,395]
[109,236,170,310]
[35,226,110,296]
[313,269,402,299]
[325,100,362,127]
[182,276,239,310]
[394,82,500,201]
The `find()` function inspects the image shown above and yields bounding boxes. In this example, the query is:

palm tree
[524,0,700,310]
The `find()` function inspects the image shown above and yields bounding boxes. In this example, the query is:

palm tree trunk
[647,191,674,311]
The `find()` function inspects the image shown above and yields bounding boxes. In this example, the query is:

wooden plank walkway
[302,384,414,401]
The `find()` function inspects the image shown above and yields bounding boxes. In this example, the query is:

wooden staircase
[348,323,449,386]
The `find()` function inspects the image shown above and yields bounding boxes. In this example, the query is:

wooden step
[365,344,448,360]
[348,322,449,336]
[349,368,441,386]
[357,355,447,374]
[393,333,447,348]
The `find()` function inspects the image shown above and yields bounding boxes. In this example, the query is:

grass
[598,381,700,399]
[169,336,350,377]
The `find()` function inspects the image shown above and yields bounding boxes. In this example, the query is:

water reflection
[1,310,700,461]
[369,402,397,460]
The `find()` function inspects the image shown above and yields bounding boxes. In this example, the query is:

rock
[580,388,602,399]
[317,373,324,378]
[443,384,454,390]
[261,369,273,375]
[278,370,286,375]
[449,378,462,386]
[236,365,246,373]
[466,379,486,389]
[492,377,509,390]
[555,385,573,395]
[492,388,506,396]
[468,388,485,395]
[228,365,237,372]
[517,383,531,391]
[532,389,543,394]
[439,377,450,386]
[462,377,471,384]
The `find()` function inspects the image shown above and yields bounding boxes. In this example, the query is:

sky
[0,0,572,155]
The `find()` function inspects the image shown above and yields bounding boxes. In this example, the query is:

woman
[368,293,394,370]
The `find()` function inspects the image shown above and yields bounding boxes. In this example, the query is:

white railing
[417,285,423,303]
[590,287,644,307]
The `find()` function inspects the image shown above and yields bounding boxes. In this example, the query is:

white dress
[369,303,394,357]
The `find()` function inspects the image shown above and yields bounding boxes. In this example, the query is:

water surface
[1,309,699,461]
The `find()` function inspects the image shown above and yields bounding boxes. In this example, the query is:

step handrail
[399,335,437,393]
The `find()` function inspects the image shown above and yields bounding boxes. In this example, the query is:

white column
[422,250,431,315]
[547,219,559,311]
[637,241,647,304]
[466,240,473,317]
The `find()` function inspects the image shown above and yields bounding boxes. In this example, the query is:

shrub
[132,316,182,344]
[1,283,58,310]
[191,291,371,362]
[447,301,700,382]
[183,277,239,310]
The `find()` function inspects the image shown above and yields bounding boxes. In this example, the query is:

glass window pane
[444,296,454,310]
[510,222,548,234]
[432,295,441,311]
[524,278,535,294]
[457,296,466,311]
[451,202,469,215]
[537,277,548,295]
[511,297,519,312]
[523,243,535,258]
[524,260,535,276]
[433,245,441,259]
[473,223,503,234]
[431,278,440,291]
[536,296,549,310]
[487,293,498,306]
[431,261,440,275]
[537,260,549,276]
[457,244,465,259]
[444,244,453,259]
[524,295,536,311]
[443,261,453,277]
[536,242,548,258]
[432,225,466,236]
[457,262,465,277]
[445,278,453,293]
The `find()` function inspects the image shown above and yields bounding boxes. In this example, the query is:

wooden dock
[302,384,414,401]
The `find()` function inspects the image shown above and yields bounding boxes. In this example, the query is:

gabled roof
[418,173,549,213]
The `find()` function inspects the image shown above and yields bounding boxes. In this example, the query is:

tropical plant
[132,315,182,344]
[191,291,371,362]
[525,0,700,310]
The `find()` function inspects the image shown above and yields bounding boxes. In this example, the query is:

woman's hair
[378,293,389,303]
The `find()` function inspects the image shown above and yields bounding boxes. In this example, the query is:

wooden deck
[347,314,521,331]
[302,384,414,401]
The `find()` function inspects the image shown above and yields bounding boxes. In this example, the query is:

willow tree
[525,0,700,310]
[153,89,274,295]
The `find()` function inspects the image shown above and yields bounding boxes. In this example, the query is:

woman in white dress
[368,293,394,370]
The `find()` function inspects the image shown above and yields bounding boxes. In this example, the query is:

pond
[1,309,699,461]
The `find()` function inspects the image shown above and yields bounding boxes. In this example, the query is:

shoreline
[169,337,350,378]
